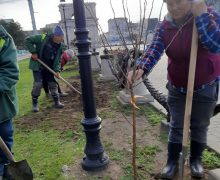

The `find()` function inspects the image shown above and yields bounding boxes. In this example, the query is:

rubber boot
[190,140,206,178]
[161,142,182,179]
[52,96,64,108]
[32,97,39,112]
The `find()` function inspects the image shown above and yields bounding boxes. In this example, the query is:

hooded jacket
[0,25,19,123]
[25,34,65,72]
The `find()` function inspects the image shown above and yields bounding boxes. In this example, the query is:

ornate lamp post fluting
[72,0,109,171]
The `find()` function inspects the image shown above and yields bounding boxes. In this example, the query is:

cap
[65,49,74,58]
[53,25,64,36]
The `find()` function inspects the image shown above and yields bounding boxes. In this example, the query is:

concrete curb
[208,169,220,180]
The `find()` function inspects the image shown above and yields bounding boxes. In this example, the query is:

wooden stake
[179,19,198,180]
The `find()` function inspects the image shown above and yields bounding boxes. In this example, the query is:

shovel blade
[5,160,33,180]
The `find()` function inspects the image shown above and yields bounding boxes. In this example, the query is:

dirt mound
[16,79,110,132]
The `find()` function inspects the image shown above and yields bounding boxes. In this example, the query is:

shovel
[0,137,33,180]
[179,19,199,179]
[36,58,81,95]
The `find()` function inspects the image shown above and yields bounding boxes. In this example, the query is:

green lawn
[14,129,84,180]
[16,59,34,117]
[14,59,82,179]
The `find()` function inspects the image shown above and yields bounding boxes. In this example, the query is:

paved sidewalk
[147,55,220,179]
[17,53,31,61]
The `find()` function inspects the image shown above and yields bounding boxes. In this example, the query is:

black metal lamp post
[73,0,109,171]
[60,0,69,48]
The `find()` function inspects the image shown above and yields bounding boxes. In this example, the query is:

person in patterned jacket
[127,0,220,178]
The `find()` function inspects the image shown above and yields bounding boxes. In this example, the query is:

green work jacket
[25,34,65,72]
[0,25,19,123]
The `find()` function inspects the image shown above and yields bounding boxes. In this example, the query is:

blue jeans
[0,120,14,176]
[167,81,218,144]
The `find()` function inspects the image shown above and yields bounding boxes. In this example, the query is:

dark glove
[31,54,38,61]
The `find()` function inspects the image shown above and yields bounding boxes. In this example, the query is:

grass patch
[104,142,124,162]
[121,145,161,179]
[120,175,133,180]
[60,63,79,79]
[104,141,161,179]
[14,128,84,180]
[109,98,165,125]
[17,59,37,117]
[140,105,165,125]
[110,98,131,115]
[99,109,116,119]
[159,132,168,144]
[203,149,220,169]
[136,145,161,179]
[86,176,113,180]
[14,59,82,179]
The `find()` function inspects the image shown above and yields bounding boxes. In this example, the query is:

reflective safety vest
[0,38,5,52]
[41,34,46,41]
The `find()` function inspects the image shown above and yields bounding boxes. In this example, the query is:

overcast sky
[0,0,167,32]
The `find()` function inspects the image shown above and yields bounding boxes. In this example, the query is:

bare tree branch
[143,0,155,49]
[122,0,135,50]
[159,2,165,22]
[81,0,130,89]
[121,112,133,126]
[138,0,147,50]
[109,0,128,51]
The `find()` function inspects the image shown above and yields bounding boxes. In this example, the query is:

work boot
[160,142,182,179]
[52,96,64,108]
[32,97,39,112]
[190,140,206,178]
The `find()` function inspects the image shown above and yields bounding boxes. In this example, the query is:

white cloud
[0,0,167,31]
[0,0,23,4]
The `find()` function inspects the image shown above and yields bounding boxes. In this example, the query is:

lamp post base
[82,153,109,171]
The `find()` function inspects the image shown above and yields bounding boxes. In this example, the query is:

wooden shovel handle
[182,20,198,146]
[179,19,199,180]
[36,58,81,95]
[0,137,15,162]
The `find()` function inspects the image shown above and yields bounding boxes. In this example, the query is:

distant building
[108,18,128,36]
[106,17,158,45]
[58,2,99,48]
[40,2,99,48]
